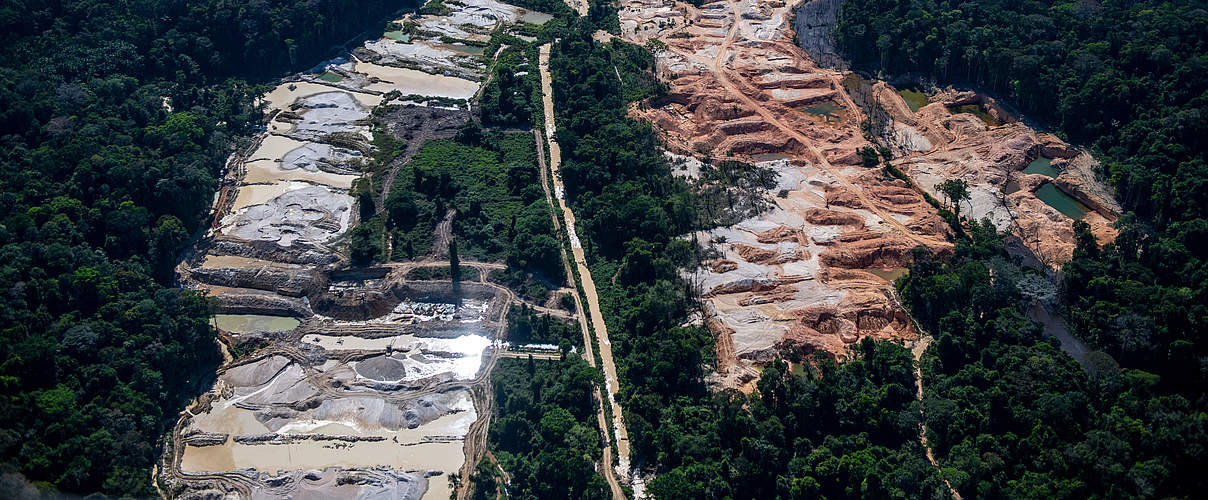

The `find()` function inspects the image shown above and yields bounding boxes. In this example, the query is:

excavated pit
[163,1,540,497]
[619,0,1116,391]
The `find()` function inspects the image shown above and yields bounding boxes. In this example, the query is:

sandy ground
[354,59,482,98]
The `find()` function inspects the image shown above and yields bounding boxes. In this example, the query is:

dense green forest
[0,0,419,496]
[898,222,1208,498]
[835,0,1208,391]
[832,1,1208,495]
[478,355,609,499]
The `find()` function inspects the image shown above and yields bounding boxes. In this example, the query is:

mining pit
[161,1,557,498]
[618,0,1120,390]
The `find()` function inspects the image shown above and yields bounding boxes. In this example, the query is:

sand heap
[619,0,952,389]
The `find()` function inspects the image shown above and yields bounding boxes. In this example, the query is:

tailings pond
[163,0,541,498]
[1035,184,1090,219]
[214,314,301,334]
[897,87,928,112]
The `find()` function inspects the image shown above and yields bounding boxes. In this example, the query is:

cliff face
[792,0,846,70]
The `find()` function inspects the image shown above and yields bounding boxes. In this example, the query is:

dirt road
[539,43,629,499]
[911,337,963,500]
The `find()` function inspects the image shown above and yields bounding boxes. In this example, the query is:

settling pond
[797,101,844,123]
[897,87,928,112]
[1035,184,1091,219]
[1023,156,1058,177]
[214,314,300,334]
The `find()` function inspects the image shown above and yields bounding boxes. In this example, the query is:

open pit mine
[618,0,1120,389]
[157,1,560,498]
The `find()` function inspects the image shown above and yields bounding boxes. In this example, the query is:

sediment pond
[1035,183,1090,219]
[867,268,908,282]
[214,314,301,334]
[797,101,844,123]
[897,87,927,112]
[1023,156,1057,177]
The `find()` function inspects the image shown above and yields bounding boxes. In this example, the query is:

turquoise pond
[1036,184,1090,219]
[1023,157,1058,177]
[384,30,410,42]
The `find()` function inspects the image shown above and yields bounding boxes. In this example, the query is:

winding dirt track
[538,43,629,499]
[911,337,963,500]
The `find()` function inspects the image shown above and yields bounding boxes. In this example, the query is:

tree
[858,146,880,167]
[938,178,970,217]
[350,225,381,265]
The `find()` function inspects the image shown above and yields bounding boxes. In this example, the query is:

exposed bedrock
[189,266,326,297]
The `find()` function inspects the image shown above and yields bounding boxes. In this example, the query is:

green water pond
[798,101,844,123]
[317,72,344,82]
[1024,157,1058,177]
[949,104,1000,126]
[214,314,300,334]
[1036,184,1090,219]
[898,88,928,112]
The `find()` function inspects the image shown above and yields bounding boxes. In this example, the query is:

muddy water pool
[214,314,301,334]
[867,267,908,282]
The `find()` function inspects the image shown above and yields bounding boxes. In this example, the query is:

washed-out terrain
[616,0,1119,389]
[159,1,563,498]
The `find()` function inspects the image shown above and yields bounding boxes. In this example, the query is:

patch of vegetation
[505,304,580,349]
[481,43,541,127]
[484,356,608,499]
[405,266,451,281]
[351,128,565,291]
[898,221,1208,498]
[419,0,453,17]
